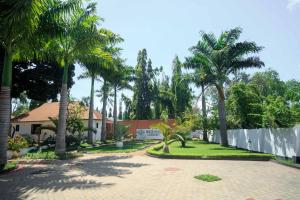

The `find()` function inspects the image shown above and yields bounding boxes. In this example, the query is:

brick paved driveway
[0,152,300,200]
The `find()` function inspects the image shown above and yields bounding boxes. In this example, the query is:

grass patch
[147,140,273,160]
[194,174,221,182]
[80,140,158,153]
[0,161,17,173]
[23,148,82,160]
[275,158,300,169]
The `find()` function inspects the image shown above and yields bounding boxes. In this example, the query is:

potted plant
[115,124,129,148]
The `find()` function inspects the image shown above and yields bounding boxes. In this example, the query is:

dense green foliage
[226,69,300,129]
[8,135,28,152]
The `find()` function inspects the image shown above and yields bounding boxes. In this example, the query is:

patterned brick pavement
[0,152,300,200]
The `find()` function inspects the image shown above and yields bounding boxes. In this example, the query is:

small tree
[151,110,173,153]
[173,112,202,147]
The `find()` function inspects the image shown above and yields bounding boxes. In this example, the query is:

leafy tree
[133,49,154,119]
[171,56,192,117]
[11,60,75,101]
[261,96,295,128]
[226,82,263,128]
[250,69,286,97]
[190,27,264,146]
[159,75,175,118]
[122,94,134,120]
[152,79,161,119]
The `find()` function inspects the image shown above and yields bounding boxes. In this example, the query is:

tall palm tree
[78,64,100,144]
[185,56,210,142]
[110,60,133,138]
[0,0,81,166]
[47,3,112,155]
[191,27,264,146]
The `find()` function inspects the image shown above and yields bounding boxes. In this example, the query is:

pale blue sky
[71,0,300,110]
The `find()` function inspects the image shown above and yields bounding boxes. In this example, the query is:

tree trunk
[163,143,170,153]
[101,80,108,142]
[0,46,12,167]
[55,64,69,155]
[216,84,228,146]
[201,83,208,142]
[87,75,95,144]
[113,85,117,139]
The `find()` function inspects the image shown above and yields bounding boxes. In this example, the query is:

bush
[41,135,56,146]
[8,135,29,152]
[22,134,36,146]
[66,134,80,147]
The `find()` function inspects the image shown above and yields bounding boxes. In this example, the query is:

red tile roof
[11,102,102,122]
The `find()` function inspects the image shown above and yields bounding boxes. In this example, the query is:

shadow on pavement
[0,155,148,199]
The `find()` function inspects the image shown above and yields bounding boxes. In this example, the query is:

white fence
[209,125,300,158]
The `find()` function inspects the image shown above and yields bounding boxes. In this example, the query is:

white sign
[190,130,203,139]
[136,129,163,140]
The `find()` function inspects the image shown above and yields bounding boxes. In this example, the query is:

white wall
[209,125,300,158]
[11,119,102,142]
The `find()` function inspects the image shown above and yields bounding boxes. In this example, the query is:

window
[15,125,20,132]
[96,123,99,128]
[31,124,41,134]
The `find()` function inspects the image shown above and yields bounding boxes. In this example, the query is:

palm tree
[184,56,210,142]
[0,0,81,167]
[78,64,100,144]
[97,78,112,141]
[110,60,133,138]
[47,3,112,155]
[191,27,264,146]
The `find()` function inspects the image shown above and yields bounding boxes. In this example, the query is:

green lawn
[0,161,17,173]
[23,148,82,160]
[194,174,222,182]
[147,140,273,160]
[80,140,159,153]
[275,158,300,169]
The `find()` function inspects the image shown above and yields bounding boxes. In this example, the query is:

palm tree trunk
[101,80,108,142]
[55,64,69,155]
[113,85,117,138]
[0,46,12,167]
[201,83,208,142]
[87,75,95,144]
[216,84,228,146]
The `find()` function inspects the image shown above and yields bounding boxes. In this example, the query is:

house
[11,102,109,142]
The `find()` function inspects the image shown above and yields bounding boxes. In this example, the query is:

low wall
[120,119,175,138]
[209,125,300,158]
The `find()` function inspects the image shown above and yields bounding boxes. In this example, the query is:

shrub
[66,134,80,147]
[22,134,36,146]
[114,124,129,141]
[8,135,29,152]
[41,135,56,146]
